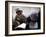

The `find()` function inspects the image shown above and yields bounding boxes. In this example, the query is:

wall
[0,0,46,37]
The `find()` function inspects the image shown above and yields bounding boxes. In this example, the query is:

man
[13,9,26,30]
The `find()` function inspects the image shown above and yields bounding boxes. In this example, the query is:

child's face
[17,12,22,15]
[31,16,36,22]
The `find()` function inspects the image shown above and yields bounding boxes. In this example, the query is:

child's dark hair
[16,10,22,13]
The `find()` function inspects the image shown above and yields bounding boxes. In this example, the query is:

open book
[15,23,26,29]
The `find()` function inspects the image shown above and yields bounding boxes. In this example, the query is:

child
[13,9,26,30]
[26,13,38,30]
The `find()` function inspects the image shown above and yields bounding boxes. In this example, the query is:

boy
[13,9,26,30]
